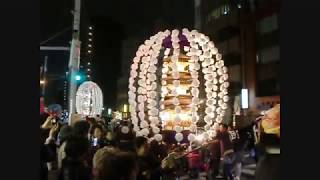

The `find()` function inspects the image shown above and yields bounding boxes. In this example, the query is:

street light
[241,89,249,109]
[40,80,45,85]
[107,108,112,116]
[75,75,81,81]
[123,104,128,113]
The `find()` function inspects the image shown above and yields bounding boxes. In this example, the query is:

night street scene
[40,0,280,180]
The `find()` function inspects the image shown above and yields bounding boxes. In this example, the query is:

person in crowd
[72,121,91,138]
[72,121,95,170]
[90,124,107,148]
[208,132,221,179]
[92,146,118,177]
[105,130,117,147]
[135,136,161,180]
[217,123,235,180]
[57,125,73,169]
[94,151,138,180]
[229,126,247,180]
[59,136,91,180]
[43,123,60,171]
[40,128,57,180]
[148,140,164,179]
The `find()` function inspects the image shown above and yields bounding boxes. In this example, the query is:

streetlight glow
[123,104,128,113]
[40,80,45,85]
[241,89,249,109]
[75,75,81,81]
[107,108,112,116]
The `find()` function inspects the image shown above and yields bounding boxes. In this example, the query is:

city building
[116,37,142,112]
[201,0,280,115]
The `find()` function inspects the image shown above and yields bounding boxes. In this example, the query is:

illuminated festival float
[128,29,229,144]
[76,81,103,117]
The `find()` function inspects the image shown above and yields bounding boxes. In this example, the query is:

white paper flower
[154,134,162,142]
[204,124,211,131]
[192,115,198,122]
[192,97,200,104]
[152,127,160,134]
[175,133,184,142]
[216,53,222,60]
[223,96,229,102]
[192,79,200,87]
[140,121,149,128]
[121,126,130,134]
[174,126,183,133]
[189,124,197,132]
[141,128,150,136]
[149,74,157,81]
[188,133,196,142]
[211,47,218,55]
[150,108,159,116]
[191,88,199,96]
[222,103,228,110]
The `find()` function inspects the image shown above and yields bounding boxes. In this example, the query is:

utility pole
[68,0,81,124]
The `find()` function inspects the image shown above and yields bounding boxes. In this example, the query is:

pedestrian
[90,124,107,149]
[208,134,221,179]
[57,125,73,169]
[92,146,118,177]
[72,121,91,139]
[135,136,161,180]
[94,150,138,180]
[40,128,57,180]
[59,136,91,180]
[217,123,235,180]
[229,126,246,180]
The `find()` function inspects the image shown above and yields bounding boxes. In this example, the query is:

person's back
[208,139,221,179]
[217,130,234,157]
[95,151,137,180]
[60,157,91,180]
[59,136,91,180]
[217,124,234,180]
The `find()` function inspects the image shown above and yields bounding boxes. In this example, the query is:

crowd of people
[40,105,280,180]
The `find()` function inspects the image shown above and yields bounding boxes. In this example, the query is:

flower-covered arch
[128,29,229,143]
[76,81,103,117]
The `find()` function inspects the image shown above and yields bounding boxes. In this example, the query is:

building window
[206,4,231,23]
[222,4,230,15]
[258,14,278,35]
[258,45,280,64]
[228,65,242,83]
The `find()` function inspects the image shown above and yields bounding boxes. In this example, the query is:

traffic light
[71,71,85,83]
[75,75,82,81]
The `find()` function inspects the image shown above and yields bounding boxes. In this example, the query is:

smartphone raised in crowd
[93,138,98,147]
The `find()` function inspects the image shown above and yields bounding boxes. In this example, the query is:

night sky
[40,0,194,108]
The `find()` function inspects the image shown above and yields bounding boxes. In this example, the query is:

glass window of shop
[206,4,231,23]
[256,45,280,97]
[258,13,278,35]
